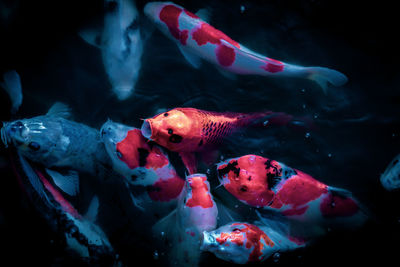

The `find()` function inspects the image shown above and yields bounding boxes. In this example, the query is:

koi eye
[116,150,123,159]
[28,142,40,151]
[164,113,169,117]
[168,128,173,134]
[239,185,248,192]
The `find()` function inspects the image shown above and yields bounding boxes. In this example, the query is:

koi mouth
[200,231,217,251]
[141,120,152,140]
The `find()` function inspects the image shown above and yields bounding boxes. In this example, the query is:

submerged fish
[0,70,22,114]
[153,173,218,266]
[10,152,116,262]
[141,107,305,173]
[201,221,304,264]
[100,120,184,209]
[80,0,144,100]
[380,153,400,191]
[144,2,347,92]
[1,103,110,197]
[217,155,367,228]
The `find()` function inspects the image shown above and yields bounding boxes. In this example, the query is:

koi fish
[0,70,22,114]
[201,221,304,264]
[141,107,308,173]
[144,2,347,92]
[217,155,367,228]
[1,103,110,198]
[153,173,218,266]
[380,153,400,191]
[9,151,116,262]
[100,120,184,211]
[80,0,144,100]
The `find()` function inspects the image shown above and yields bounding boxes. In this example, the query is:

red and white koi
[100,120,184,208]
[201,221,304,264]
[153,173,218,266]
[217,155,367,227]
[144,2,347,92]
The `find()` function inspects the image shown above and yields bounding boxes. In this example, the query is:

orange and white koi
[141,107,306,173]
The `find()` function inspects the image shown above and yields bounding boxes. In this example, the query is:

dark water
[0,0,399,265]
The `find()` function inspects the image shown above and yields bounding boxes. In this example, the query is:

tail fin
[307,67,348,93]
[325,186,369,228]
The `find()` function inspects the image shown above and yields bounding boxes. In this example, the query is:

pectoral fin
[84,195,99,222]
[45,168,80,197]
[178,46,202,69]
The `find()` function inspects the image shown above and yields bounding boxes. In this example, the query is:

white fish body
[80,0,143,100]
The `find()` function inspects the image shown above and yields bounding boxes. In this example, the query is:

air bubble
[305,132,310,138]
[273,252,280,263]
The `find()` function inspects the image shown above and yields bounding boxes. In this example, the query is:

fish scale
[199,110,268,147]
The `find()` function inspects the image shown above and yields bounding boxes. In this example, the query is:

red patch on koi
[116,129,144,169]
[180,29,189,45]
[186,176,213,208]
[282,205,308,216]
[147,176,185,202]
[261,58,284,73]
[159,5,182,39]
[145,146,169,169]
[36,171,81,219]
[220,156,276,207]
[159,5,188,45]
[217,223,274,262]
[216,44,236,67]
[192,22,240,48]
[117,129,169,170]
[320,192,359,217]
[274,171,328,209]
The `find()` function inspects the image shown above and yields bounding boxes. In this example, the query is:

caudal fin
[307,67,348,93]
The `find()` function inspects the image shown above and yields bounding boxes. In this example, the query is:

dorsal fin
[195,8,211,23]
[46,102,72,119]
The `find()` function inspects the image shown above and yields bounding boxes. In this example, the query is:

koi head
[217,155,279,208]
[201,222,274,264]
[144,2,172,27]
[179,174,218,233]
[141,108,192,151]
[1,117,65,164]
[100,120,154,185]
